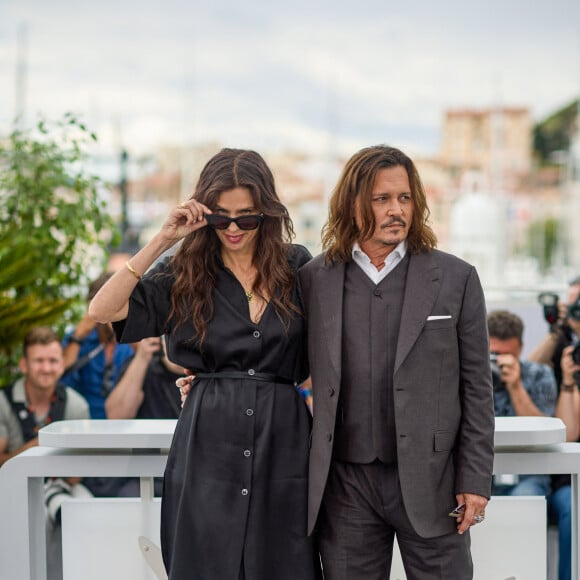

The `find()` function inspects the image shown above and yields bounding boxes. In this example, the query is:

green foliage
[526,217,560,274]
[533,99,579,164]
[0,114,120,384]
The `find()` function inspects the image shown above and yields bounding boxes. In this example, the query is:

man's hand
[496,353,522,391]
[135,337,162,363]
[0,436,38,467]
[454,492,488,535]
[72,312,97,342]
[561,345,580,386]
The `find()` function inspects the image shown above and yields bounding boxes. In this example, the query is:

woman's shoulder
[287,243,313,270]
[143,256,175,283]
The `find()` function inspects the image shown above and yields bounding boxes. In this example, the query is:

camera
[538,292,560,325]
[573,344,580,366]
[152,346,163,362]
[572,344,580,385]
[44,478,72,525]
[490,352,505,392]
[568,298,580,322]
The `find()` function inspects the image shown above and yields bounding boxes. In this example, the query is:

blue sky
[1,0,580,157]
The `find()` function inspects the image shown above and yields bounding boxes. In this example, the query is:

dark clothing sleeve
[113,258,175,343]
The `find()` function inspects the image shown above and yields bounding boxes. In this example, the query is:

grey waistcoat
[333,254,409,464]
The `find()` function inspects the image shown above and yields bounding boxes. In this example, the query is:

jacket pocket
[424,318,455,330]
[433,430,455,451]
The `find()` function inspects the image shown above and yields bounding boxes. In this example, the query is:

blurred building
[440,107,532,191]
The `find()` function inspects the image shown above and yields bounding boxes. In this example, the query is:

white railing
[0,417,577,580]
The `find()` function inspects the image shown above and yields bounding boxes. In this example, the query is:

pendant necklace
[222,256,255,303]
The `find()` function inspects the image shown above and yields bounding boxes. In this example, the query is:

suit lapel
[316,260,345,383]
[394,252,442,374]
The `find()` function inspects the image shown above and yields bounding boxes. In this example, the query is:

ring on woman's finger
[473,514,485,524]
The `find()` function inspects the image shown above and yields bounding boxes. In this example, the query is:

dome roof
[450,191,502,243]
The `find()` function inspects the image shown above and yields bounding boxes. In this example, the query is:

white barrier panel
[62,498,163,580]
[62,495,545,580]
[391,496,546,580]
[2,419,576,580]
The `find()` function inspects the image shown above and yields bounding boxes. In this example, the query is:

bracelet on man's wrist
[69,335,83,345]
[561,382,577,393]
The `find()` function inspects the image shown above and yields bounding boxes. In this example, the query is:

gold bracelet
[125,261,141,280]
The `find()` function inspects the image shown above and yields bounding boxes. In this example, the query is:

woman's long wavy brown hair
[322,145,437,263]
[168,148,297,344]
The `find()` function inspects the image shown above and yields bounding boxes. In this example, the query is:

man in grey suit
[299,145,495,579]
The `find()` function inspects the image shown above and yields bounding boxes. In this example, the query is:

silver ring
[473,514,485,523]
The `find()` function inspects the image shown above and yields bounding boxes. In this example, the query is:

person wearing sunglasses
[88,148,319,580]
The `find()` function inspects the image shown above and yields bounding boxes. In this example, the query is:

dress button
[241,488,249,496]
[248,369,255,376]
[246,408,254,416]
[243,449,252,457]
[253,330,261,338]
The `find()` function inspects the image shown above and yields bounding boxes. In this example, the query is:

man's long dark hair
[168,148,297,344]
[322,145,437,263]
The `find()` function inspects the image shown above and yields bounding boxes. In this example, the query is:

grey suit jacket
[299,248,495,537]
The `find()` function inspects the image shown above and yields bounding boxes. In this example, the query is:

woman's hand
[160,200,212,243]
[176,374,195,408]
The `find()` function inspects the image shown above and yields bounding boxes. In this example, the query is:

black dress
[114,244,320,580]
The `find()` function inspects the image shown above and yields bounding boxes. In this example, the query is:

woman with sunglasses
[88,148,319,580]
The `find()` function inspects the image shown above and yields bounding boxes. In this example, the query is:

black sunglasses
[205,213,264,231]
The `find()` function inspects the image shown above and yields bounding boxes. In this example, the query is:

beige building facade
[440,107,532,191]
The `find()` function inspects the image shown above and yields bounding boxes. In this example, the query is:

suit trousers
[318,459,473,580]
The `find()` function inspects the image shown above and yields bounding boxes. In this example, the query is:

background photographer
[529,276,580,580]
[0,327,91,580]
[101,336,183,497]
[105,335,182,421]
[530,275,580,390]
[487,309,557,496]
[61,272,135,419]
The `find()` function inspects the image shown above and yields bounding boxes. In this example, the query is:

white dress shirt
[351,240,407,285]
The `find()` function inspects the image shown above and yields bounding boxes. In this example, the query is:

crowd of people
[0,144,579,580]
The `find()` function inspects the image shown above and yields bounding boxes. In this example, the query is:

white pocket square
[427,315,452,321]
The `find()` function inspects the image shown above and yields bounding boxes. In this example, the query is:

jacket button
[253,330,261,338]
[248,369,255,376]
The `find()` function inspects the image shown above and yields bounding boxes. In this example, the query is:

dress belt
[194,371,296,385]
